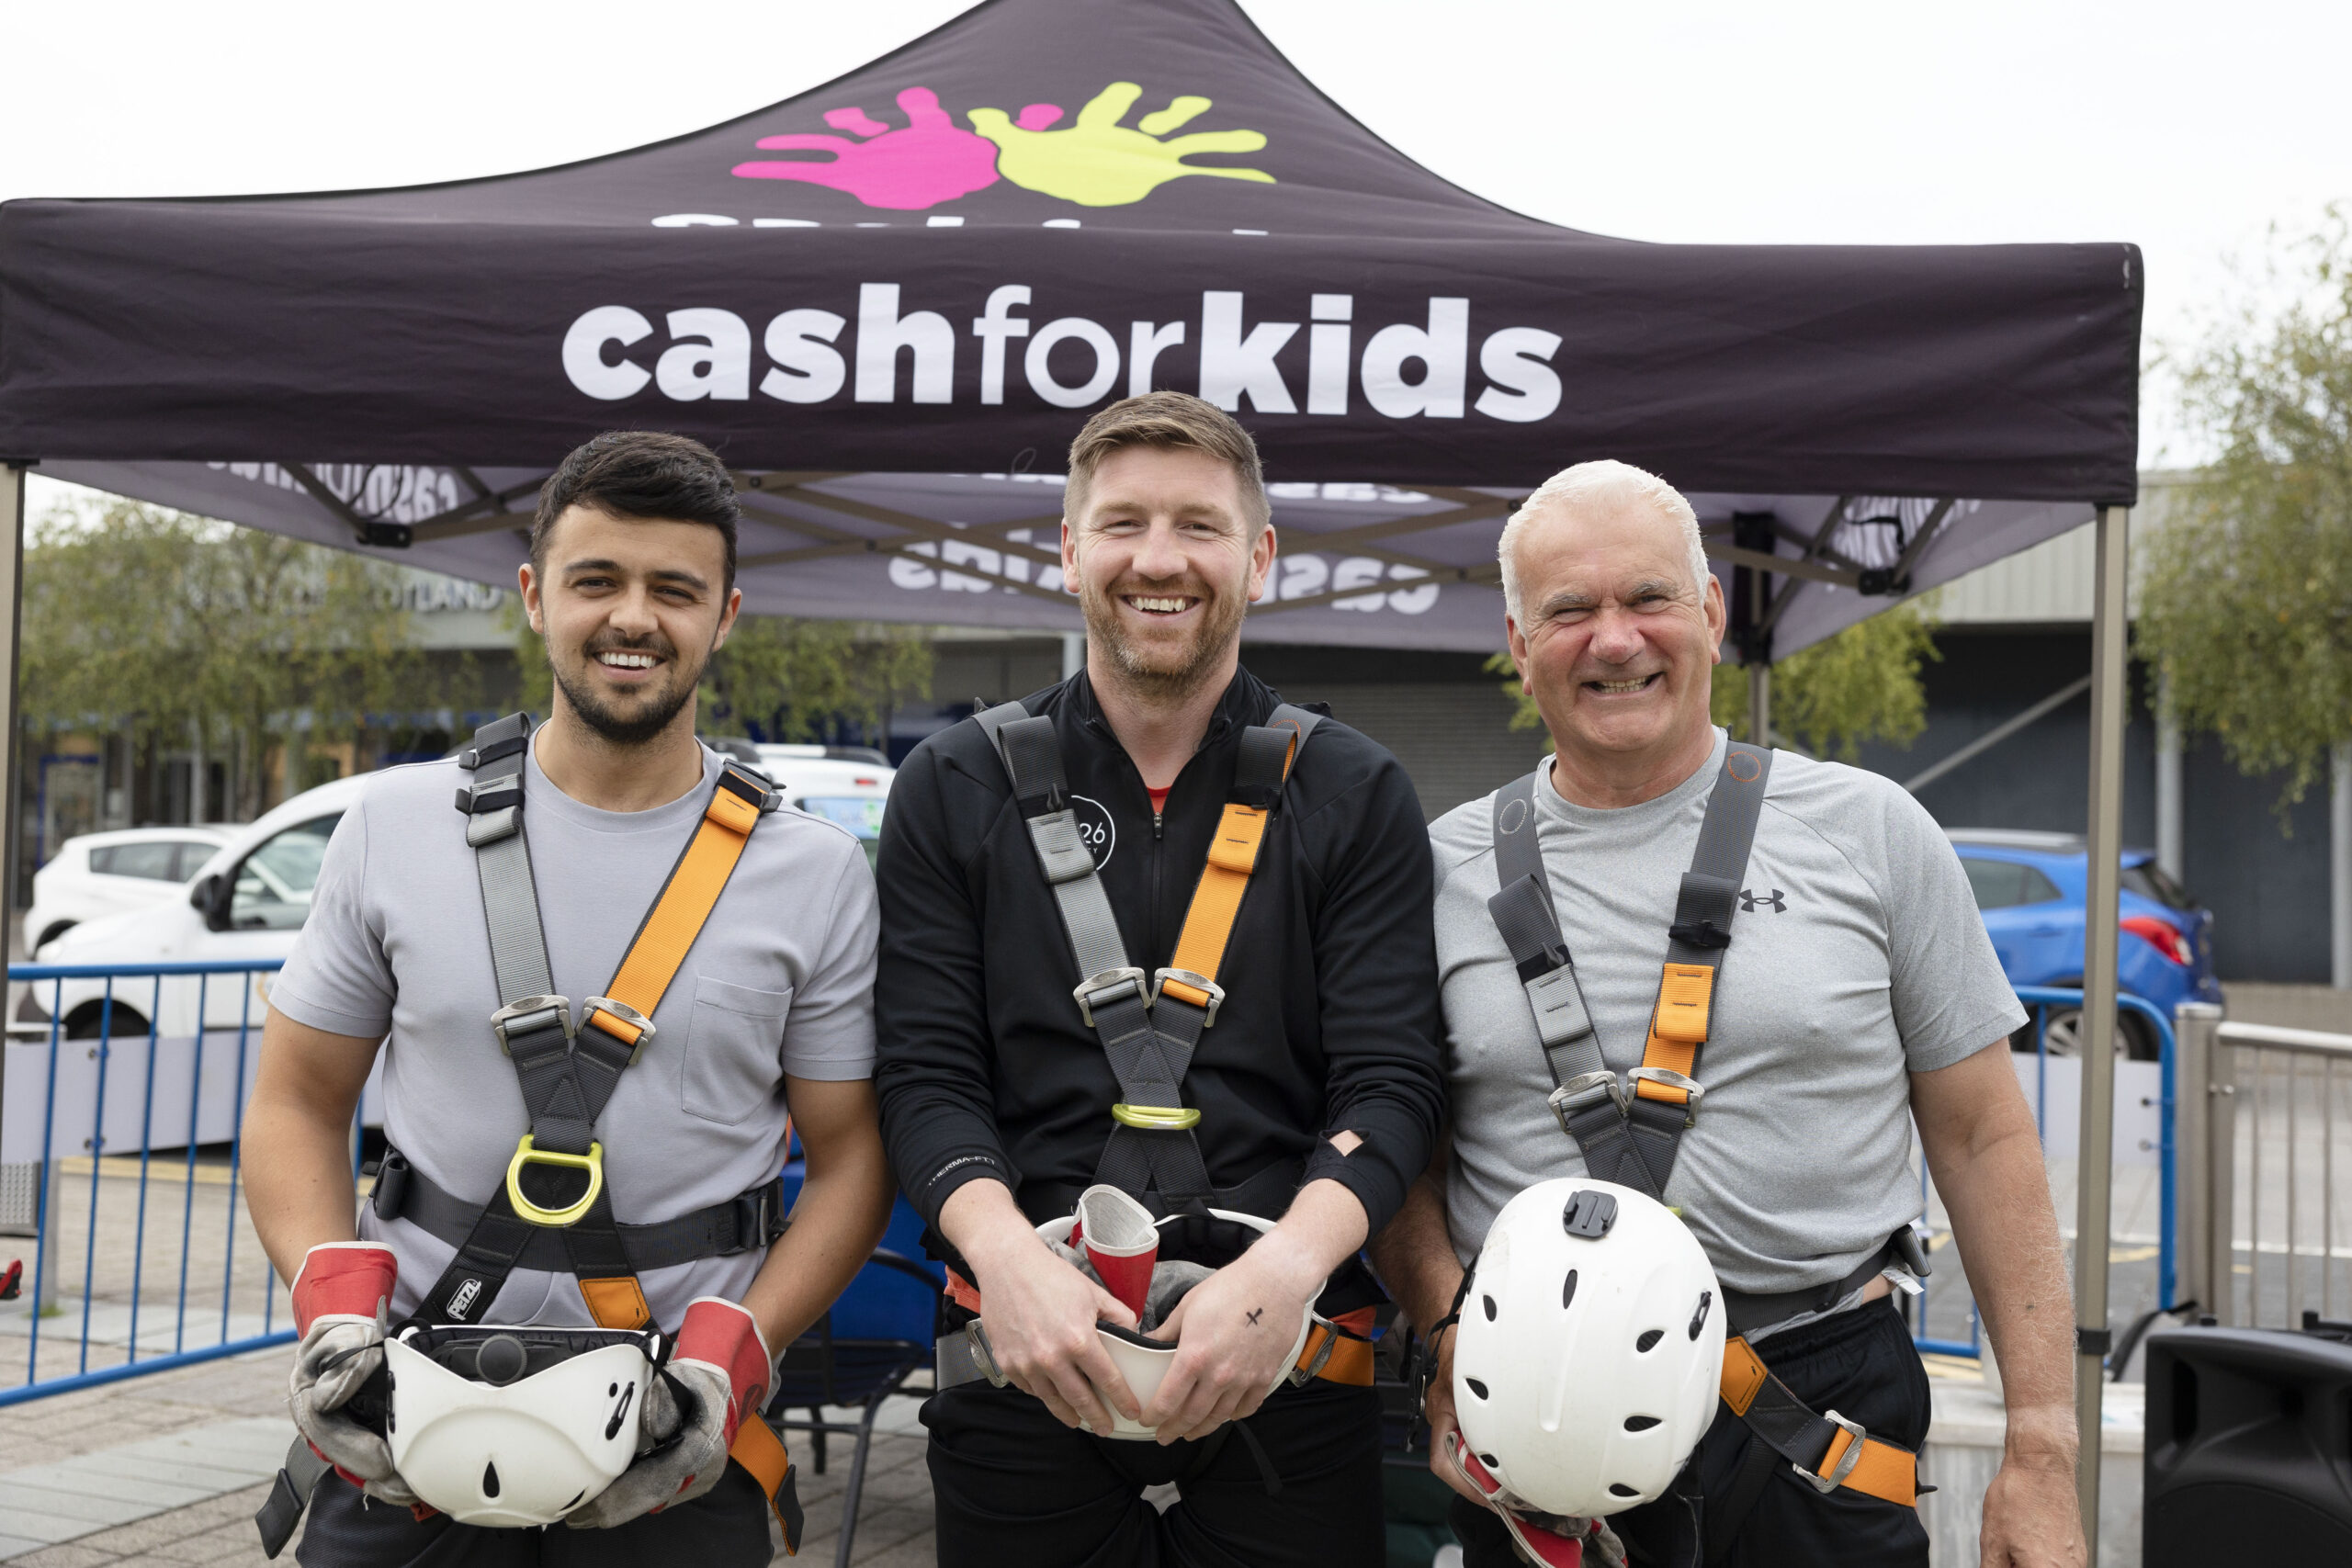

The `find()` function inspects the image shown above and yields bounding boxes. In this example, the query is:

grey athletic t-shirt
[272,738,878,1329]
[1430,730,2021,1300]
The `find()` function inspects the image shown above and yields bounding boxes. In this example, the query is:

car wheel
[2017,1007,2158,1061]
[64,1003,152,1040]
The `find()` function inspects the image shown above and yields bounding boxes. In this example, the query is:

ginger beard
[548,627,714,747]
[1075,558,1250,704]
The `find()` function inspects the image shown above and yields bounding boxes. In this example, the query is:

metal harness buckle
[1628,1066,1705,1125]
[1152,968,1227,1026]
[504,1135,605,1227]
[1287,1316,1340,1387]
[490,995,572,1056]
[1547,1069,1625,1132]
[580,997,656,1065]
[732,1184,778,1249]
[1792,1409,1869,1495]
[1072,967,1149,1029]
[964,1320,1008,1388]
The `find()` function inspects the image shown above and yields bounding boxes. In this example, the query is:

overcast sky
[5,0,2344,491]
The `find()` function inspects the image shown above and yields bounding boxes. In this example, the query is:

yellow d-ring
[505,1135,604,1227]
[1111,1103,1202,1131]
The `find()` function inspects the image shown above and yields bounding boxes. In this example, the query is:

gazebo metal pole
[0,465,25,929]
[2072,502,2130,1551]
[1747,660,1770,749]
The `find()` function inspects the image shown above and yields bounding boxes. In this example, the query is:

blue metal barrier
[0,958,335,1407]
[1909,986,2176,1362]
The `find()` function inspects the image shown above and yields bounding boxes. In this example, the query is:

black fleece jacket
[873,666,1444,1241]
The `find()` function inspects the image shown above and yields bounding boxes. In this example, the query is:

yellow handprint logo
[967,83,1274,208]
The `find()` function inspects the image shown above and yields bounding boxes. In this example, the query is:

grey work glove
[568,1297,772,1529]
[287,1243,417,1507]
[1140,1261,1215,1334]
[564,1361,730,1529]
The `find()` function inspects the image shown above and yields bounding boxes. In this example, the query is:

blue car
[1945,829,2222,1059]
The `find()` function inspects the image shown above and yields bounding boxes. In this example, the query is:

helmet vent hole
[1635,1328,1664,1353]
[1623,1415,1661,1432]
[1561,1269,1578,1310]
[481,1461,501,1500]
[1479,1453,1502,1472]
[1466,1378,1490,1401]
[1608,1483,1641,1498]
[1690,1291,1713,1340]
[562,1491,586,1512]
[1482,1294,1498,1322]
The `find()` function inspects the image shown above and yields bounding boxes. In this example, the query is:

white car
[749,745,894,867]
[36,774,368,1038]
[26,826,237,955]
[31,743,895,1037]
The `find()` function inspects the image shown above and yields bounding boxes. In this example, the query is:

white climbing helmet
[1452,1179,1725,1520]
[1032,1197,1313,1441]
[383,1325,662,1527]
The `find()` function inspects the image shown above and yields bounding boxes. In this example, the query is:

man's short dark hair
[531,431,739,594]
[1066,392,1270,533]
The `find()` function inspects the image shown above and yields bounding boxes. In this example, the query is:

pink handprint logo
[731,86,1000,211]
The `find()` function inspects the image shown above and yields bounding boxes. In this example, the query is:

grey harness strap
[975,698,1320,1210]
[1487,743,1774,1200]
[1487,770,1606,1110]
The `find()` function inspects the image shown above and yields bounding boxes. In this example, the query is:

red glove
[672,1296,773,1446]
[292,1241,398,1335]
[288,1242,412,1506]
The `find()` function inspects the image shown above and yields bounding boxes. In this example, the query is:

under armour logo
[1741,889,1787,913]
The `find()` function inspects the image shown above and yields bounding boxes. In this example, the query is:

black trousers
[925,1375,1385,1568]
[1451,1299,1932,1568]
[293,1465,773,1568]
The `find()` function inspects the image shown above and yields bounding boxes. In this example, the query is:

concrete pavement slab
[0,1483,155,1527]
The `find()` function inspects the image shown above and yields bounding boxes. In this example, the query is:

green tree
[507,608,934,749]
[2138,209,2352,811]
[20,499,443,814]
[1488,600,1939,760]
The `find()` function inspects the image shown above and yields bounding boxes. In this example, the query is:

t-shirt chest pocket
[679,974,793,1125]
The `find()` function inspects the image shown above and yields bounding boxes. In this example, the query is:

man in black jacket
[876,392,1444,1567]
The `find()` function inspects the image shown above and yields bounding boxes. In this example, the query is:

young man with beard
[245,431,892,1565]
[875,392,1445,1566]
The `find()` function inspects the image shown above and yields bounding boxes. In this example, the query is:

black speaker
[2143,1325,2352,1565]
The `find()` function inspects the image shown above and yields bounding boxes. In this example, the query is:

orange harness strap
[727,1413,805,1553]
[1719,1337,1919,1508]
[1295,1307,1379,1387]
[586,771,765,1043]
[570,765,768,1327]
[1158,729,1303,1012]
[1634,964,1715,1103]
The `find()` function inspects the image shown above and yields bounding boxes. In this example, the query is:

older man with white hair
[1370,461,2085,1568]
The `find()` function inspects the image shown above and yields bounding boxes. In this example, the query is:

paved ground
[6,1010,2346,1565]
[0,1344,939,1566]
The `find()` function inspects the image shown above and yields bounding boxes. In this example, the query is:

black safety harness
[929,699,1380,1399]
[257,715,805,1556]
[972,697,1321,1211]
[1477,744,1929,1541]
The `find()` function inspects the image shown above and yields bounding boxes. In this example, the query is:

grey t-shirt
[1430,730,2021,1299]
[273,739,878,1328]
